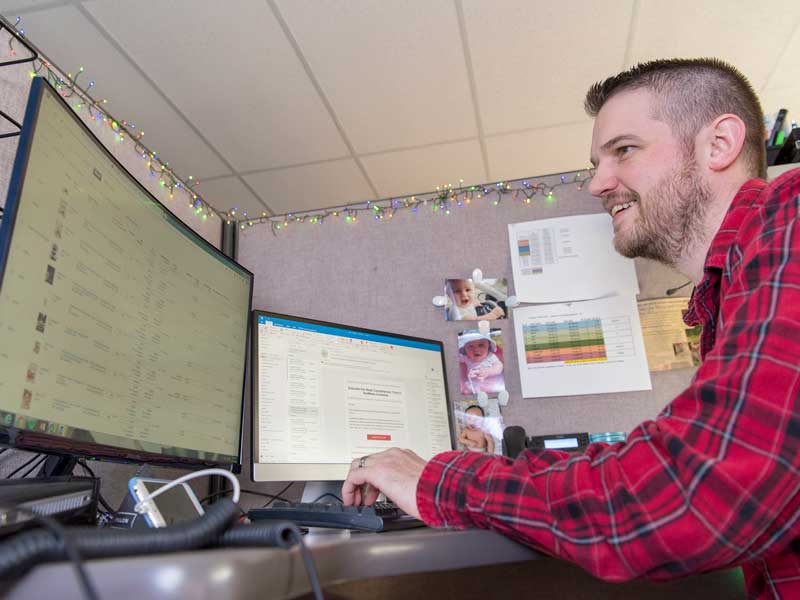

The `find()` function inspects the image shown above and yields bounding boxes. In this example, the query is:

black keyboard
[247,501,425,532]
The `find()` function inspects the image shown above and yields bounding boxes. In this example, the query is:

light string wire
[1,15,220,224]
[240,170,595,236]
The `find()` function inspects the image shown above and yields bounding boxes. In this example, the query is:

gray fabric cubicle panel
[237,170,696,439]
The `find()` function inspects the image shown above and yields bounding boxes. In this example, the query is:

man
[342,58,800,599]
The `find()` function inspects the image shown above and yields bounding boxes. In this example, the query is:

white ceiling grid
[0,0,798,218]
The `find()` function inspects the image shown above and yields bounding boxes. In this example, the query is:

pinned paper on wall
[638,297,702,371]
[512,294,651,398]
[508,213,639,303]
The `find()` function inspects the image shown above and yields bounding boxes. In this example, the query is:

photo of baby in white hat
[458,329,505,396]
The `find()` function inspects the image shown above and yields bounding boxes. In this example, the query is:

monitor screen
[0,77,253,469]
[251,311,454,482]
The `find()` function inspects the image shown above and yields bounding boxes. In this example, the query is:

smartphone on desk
[128,477,204,528]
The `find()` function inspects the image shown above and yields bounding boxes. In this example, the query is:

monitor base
[301,480,345,504]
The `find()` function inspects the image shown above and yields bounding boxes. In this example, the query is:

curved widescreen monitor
[0,77,253,469]
[251,311,454,482]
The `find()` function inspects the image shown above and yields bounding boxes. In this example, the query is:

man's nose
[588,162,619,199]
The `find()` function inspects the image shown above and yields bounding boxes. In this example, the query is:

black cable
[217,520,300,549]
[310,492,343,504]
[264,482,295,507]
[291,529,324,600]
[14,508,100,600]
[76,460,95,477]
[7,497,325,599]
[18,455,48,478]
[0,498,239,580]
[213,521,322,599]
[205,482,296,507]
[665,280,692,296]
[6,454,42,478]
[199,487,290,506]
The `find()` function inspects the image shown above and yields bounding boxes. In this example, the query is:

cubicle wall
[237,174,696,455]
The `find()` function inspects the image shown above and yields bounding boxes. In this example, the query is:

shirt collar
[683,178,766,329]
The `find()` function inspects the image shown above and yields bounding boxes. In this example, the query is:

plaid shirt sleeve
[417,174,800,584]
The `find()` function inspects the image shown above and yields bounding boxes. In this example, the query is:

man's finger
[363,483,381,505]
[342,467,369,505]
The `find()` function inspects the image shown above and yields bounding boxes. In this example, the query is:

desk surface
[8,526,744,599]
[10,526,536,599]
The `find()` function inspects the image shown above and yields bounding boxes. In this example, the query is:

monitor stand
[301,481,344,504]
[37,455,77,478]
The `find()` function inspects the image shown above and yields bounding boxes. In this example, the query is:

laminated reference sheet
[508,213,638,303]
[512,295,652,398]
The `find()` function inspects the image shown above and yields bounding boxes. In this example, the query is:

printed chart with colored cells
[513,296,650,398]
[523,316,635,365]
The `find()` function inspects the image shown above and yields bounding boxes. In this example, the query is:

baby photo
[444,277,509,321]
[455,399,504,455]
[457,328,506,396]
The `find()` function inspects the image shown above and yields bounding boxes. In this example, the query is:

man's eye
[616,146,634,157]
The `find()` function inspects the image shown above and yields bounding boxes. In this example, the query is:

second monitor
[251,311,453,499]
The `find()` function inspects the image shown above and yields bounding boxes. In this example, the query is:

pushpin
[505,295,520,308]
[471,268,483,283]
[476,391,488,408]
[498,390,509,406]
[431,295,447,307]
[478,320,490,335]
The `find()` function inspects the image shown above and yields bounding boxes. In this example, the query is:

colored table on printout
[522,317,634,364]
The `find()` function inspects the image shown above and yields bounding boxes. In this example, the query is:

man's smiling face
[588,88,711,267]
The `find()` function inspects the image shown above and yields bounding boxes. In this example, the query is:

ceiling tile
[192,176,267,218]
[361,139,486,198]
[84,0,350,172]
[462,0,633,135]
[276,0,476,154]
[0,1,62,13]
[486,121,593,183]
[2,4,231,179]
[763,18,800,91]
[243,159,375,215]
[629,0,800,90]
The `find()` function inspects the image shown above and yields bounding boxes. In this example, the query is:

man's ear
[704,114,747,172]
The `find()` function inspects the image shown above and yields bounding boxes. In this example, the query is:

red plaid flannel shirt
[418,168,800,599]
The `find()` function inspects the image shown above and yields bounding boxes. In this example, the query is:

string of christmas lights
[1,17,218,224]
[3,16,596,236]
[237,170,595,235]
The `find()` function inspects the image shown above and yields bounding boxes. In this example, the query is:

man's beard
[612,156,711,267]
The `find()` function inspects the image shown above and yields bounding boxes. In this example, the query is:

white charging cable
[133,468,241,514]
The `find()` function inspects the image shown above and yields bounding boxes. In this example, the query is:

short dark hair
[465,404,485,416]
[584,58,766,178]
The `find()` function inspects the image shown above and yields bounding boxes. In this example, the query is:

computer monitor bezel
[250,310,456,483]
[0,76,253,471]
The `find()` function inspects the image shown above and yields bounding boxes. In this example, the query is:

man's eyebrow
[589,134,644,167]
